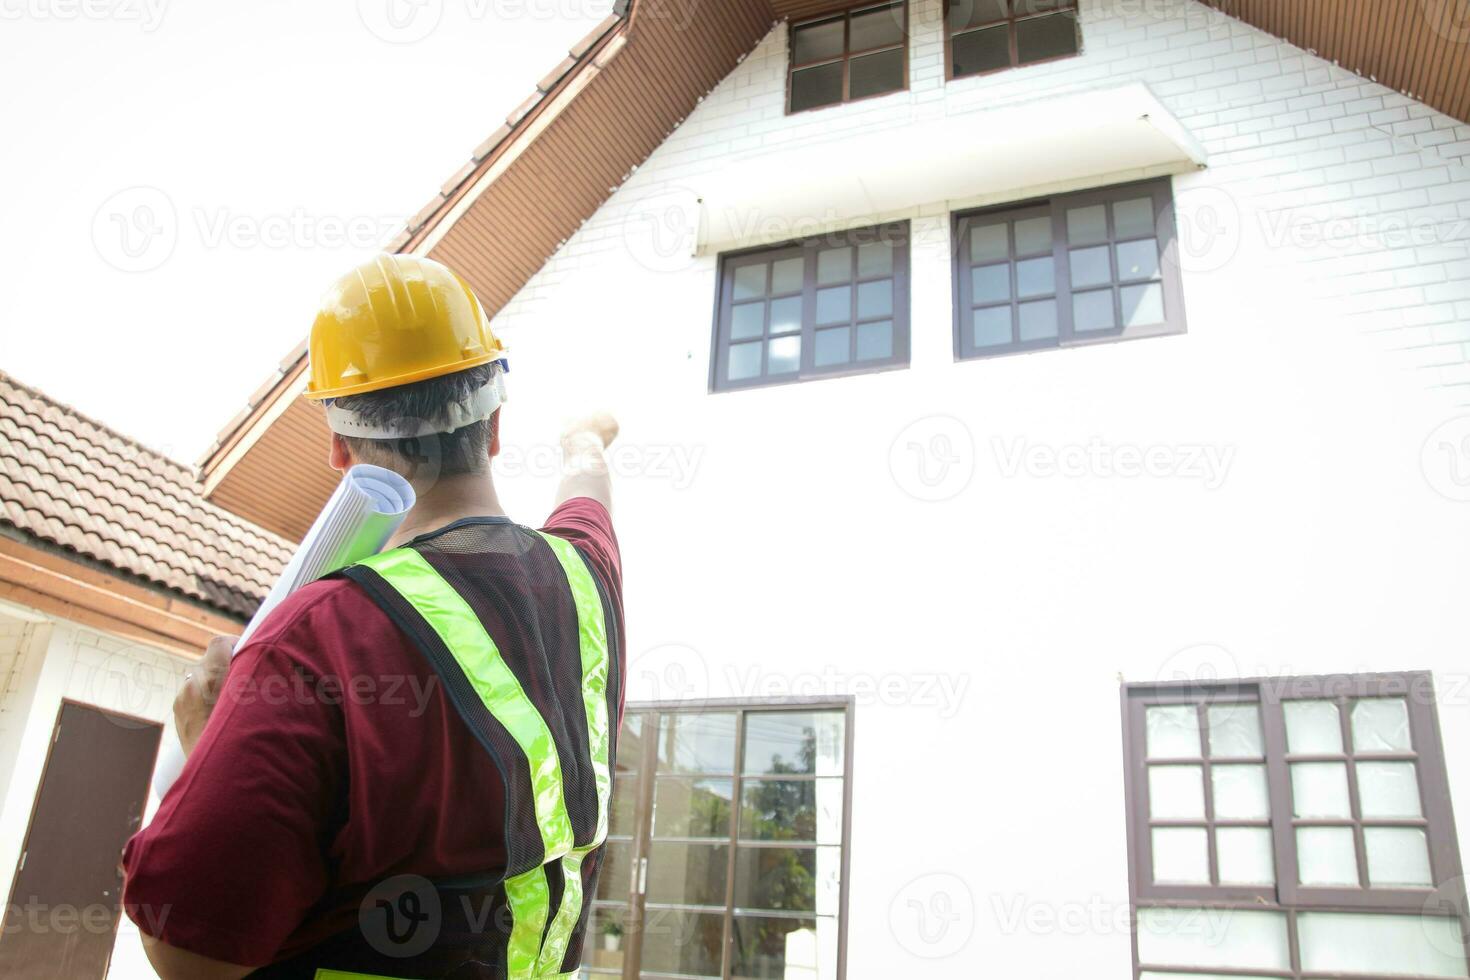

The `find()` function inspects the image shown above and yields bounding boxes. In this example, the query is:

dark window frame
[943,0,1081,81]
[951,178,1186,362]
[710,221,911,393]
[585,696,855,980]
[1121,672,1470,979]
[786,1,910,115]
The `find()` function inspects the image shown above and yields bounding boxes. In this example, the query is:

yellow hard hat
[305,254,507,401]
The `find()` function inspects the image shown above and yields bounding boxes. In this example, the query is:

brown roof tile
[0,372,292,619]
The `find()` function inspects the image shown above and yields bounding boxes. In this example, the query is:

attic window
[788,2,908,114]
[946,0,1080,79]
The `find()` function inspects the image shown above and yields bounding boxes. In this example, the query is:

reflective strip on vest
[353,535,611,979]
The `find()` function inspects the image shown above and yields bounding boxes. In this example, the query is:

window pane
[1291,762,1351,818]
[1149,765,1205,820]
[744,711,845,776]
[597,839,633,901]
[792,17,844,63]
[791,62,844,112]
[1146,705,1201,759]
[1067,204,1108,244]
[970,222,1009,262]
[1351,698,1412,753]
[740,778,844,844]
[1212,764,1269,820]
[1357,761,1423,818]
[850,3,904,49]
[857,242,893,277]
[647,841,729,906]
[640,908,724,978]
[1364,827,1433,886]
[850,47,905,100]
[973,306,1012,347]
[734,264,767,300]
[1121,282,1164,326]
[1117,238,1160,280]
[1015,0,1072,12]
[971,263,1011,303]
[1015,255,1055,297]
[1073,288,1115,332]
[814,327,850,366]
[1152,827,1210,884]
[659,713,738,773]
[769,296,802,335]
[857,279,893,318]
[731,301,765,340]
[654,776,733,838]
[610,772,639,837]
[771,256,804,294]
[1299,912,1469,978]
[731,915,839,980]
[817,247,852,285]
[732,846,840,914]
[1018,299,1058,340]
[1217,827,1275,885]
[1113,196,1155,239]
[583,905,631,971]
[949,0,1008,31]
[728,341,762,381]
[952,24,1010,77]
[1296,826,1359,886]
[1069,246,1111,288]
[768,335,801,375]
[1013,215,1053,255]
[1206,704,1263,758]
[1016,10,1078,63]
[815,286,851,325]
[1136,907,1290,972]
[857,320,894,361]
[1284,700,1342,754]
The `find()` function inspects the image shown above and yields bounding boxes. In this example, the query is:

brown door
[0,700,161,979]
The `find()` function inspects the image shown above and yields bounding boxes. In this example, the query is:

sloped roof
[0,372,291,619]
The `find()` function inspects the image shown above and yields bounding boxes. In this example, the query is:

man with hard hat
[121,254,624,980]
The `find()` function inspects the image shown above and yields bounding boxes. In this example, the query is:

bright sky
[0,0,615,462]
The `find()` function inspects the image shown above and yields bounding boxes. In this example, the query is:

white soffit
[694,82,1207,251]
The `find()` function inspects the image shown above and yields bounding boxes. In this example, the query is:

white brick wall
[476,2,1470,976]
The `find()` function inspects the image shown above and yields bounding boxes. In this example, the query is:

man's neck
[387,471,506,548]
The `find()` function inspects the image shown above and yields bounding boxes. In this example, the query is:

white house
[186,0,1470,977]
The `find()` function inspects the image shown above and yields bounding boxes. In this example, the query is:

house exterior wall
[0,599,189,978]
[477,0,1470,975]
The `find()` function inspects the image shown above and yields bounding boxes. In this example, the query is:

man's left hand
[175,636,235,757]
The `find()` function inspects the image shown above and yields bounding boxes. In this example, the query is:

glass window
[1123,674,1468,979]
[714,223,909,390]
[790,2,907,113]
[953,180,1183,360]
[946,0,1080,79]
[585,705,850,978]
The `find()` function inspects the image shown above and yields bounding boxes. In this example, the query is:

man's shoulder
[241,576,387,661]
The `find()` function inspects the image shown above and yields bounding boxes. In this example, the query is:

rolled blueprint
[151,464,416,797]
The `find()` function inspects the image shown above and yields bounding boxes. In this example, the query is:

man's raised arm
[555,413,619,512]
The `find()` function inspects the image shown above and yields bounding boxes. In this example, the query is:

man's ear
[329,432,353,472]
[487,409,502,460]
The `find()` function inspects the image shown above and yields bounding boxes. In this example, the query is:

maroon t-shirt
[122,498,623,967]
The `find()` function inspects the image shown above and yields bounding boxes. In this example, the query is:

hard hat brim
[304,351,504,402]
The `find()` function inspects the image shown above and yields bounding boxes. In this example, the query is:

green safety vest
[295,527,615,980]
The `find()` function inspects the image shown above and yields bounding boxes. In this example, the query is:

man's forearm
[555,415,618,512]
